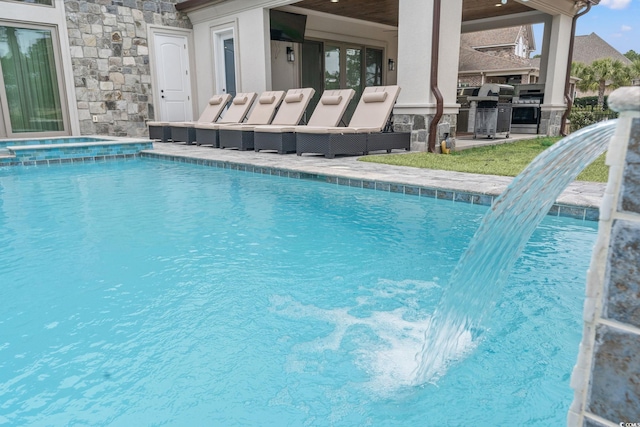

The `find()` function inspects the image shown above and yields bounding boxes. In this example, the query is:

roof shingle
[461,27,522,48]
[572,32,632,65]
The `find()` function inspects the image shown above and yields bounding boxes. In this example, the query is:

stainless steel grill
[510,84,545,134]
[468,84,514,139]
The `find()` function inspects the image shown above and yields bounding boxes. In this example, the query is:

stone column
[394,0,462,151]
[539,13,572,136]
[568,86,640,426]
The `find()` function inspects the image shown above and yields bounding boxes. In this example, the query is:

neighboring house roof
[458,45,536,73]
[572,32,632,65]
[515,31,629,71]
[461,25,535,52]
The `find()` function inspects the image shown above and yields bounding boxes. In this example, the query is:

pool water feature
[0,160,596,425]
[414,120,617,385]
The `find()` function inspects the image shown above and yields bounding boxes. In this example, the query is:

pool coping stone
[143,142,605,221]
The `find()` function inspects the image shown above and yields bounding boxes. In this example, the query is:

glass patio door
[343,46,363,123]
[324,44,341,90]
[318,43,383,123]
[365,48,383,87]
[301,40,323,121]
[302,41,385,124]
[0,24,68,136]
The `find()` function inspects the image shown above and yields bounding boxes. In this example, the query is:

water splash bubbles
[413,120,618,385]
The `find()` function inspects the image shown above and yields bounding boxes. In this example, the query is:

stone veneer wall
[568,86,640,426]
[540,108,564,136]
[64,0,191,137]
[393,113,457,152]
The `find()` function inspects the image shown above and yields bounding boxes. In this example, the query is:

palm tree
[630,59,640,84]
[572,58,631,109]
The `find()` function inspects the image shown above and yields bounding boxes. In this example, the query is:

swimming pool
[0,159,596,426]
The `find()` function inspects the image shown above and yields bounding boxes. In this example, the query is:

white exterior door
[153,33,193,122]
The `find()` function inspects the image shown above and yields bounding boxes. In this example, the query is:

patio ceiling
[292,0,535,27]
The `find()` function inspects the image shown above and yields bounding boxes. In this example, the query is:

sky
[532,0,640,56]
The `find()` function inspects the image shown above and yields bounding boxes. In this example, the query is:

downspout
[427,0,442,153]
[560,1,593,136]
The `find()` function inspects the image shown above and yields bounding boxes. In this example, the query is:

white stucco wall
[237,7,272,92]
[188,1,398,101]
[189,5,272,104]
[297,8,398,86]
[271,40,300,91]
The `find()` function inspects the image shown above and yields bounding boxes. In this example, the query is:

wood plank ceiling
[292,0,535,27]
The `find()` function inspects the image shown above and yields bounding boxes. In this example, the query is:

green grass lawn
[360,137,608,182]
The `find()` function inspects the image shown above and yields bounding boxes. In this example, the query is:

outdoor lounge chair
[295,85,410,158]
[147,93,231,143]
[192,92,257,147]
[170,93,235,144]
[218,90,286,151]
[253,88,355,154]
[148,121,172,143]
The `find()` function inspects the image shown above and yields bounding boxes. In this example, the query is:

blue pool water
[0,160,597,426]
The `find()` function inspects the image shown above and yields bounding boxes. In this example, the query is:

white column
[237,8,272,92]
[541,13,572,108]
[438,0,463,113]
[538,15,553,84]
[395,0,463,115]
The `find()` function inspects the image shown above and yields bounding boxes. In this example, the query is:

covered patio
[174,0,596,151]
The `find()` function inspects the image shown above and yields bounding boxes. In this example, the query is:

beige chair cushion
[218,92,258,123]
[347,85,401,131]
[233,95,249,105]
[362,91,388,103]
[244,91,285,125]
[193,123,223,130]
[170,122,195,128]
[295,85,401,135]
[209,95,226,105]
[253,125,297,133]
[284,93,304,103]
[294,126,357,135]
[270,88,315,126]
[250,88,315,132]
[254,89,355,134]
[320,95,342,105]
[196,93,232,123]
[148,93,230,129]
[306,89,356,127]
[259,94,277,104]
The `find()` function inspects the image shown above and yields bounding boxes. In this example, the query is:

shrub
[569,108,618,132]
[574,96,609,110]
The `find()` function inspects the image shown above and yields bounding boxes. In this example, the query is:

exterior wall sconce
[286,47,295,62]
[388,58,395,71]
